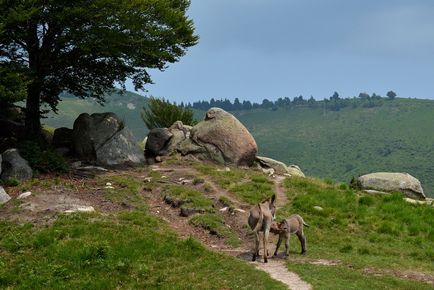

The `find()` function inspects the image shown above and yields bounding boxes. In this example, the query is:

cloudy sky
[132,0,434,103]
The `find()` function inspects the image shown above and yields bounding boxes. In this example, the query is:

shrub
[141,97,197,129]
[18,141,69,173]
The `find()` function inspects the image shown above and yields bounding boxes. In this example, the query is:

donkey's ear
[270,194,276,205]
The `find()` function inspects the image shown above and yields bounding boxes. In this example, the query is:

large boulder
[145,128,173,156]
[97,128,145,165]
[189,108,257,166]
[52,127,73,148]
[0,148,33,181]
[72,112,144,165]
[356,172,426,200]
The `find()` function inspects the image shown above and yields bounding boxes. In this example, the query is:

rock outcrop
[72,112,144,165]
[256,156,305,177]
[356,172,426,200]
[189,108,257,166]
[145,108,257,166]
[0,148,33,181]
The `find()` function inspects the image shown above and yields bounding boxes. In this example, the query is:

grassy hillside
[1,159,433,289]
[233,98,434,197]
[43,90,149,142]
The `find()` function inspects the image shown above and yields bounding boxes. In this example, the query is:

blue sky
[129,0,434,103]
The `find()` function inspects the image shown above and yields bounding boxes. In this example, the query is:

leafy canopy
[0,0,198,135]
[141,96,197,129]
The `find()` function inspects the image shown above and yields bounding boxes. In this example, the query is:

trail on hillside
[145,165,311,290]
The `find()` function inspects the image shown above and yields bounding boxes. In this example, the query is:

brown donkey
[248,194,276,263]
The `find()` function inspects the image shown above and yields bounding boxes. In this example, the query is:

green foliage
[0,213,286,289]
[189,214,241,246]
[141,96,197,129]
[18,141,69,173]
[0,177,19,187]
[0,63,28,108]
[0,0,198,136]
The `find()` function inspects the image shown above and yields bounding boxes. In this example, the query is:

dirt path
[254,260,312,290]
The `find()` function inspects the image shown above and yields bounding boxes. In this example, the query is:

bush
[141,97,197,129]
[18,141,69,173]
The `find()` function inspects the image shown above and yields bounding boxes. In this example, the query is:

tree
[141,97,196,129]
[0,0,198,139]
[386,91,397,100]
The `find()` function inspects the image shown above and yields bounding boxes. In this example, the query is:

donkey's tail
[253,205,263,232]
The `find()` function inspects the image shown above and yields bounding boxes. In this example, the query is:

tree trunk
[24,82,42,141]
[24,21,44,142]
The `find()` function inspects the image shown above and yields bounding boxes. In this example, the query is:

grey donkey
[270,214,310,256]
[248,194,276,263]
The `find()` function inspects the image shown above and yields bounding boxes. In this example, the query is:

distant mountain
[43,90,149,141]
[45,94,434,197]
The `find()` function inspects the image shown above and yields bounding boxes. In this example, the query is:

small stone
[106,182,112,186]
[180,207,196,217]
[144,177,152,183]
[64,205,95,213]
[234,208,246,213]
[314,206,323,211]
[104,186,114,189]
[0,186,11,205]
[17,191,32,200]
[71,161,82,169]
[219,207,229,212]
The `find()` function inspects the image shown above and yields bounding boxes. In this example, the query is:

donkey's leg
[284,233,290,256]
[263,229,270,263]
[274,235,282,256]
[252,231,260,261]
[296,231,307,255]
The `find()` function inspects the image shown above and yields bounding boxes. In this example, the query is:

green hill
[233,98,434,197]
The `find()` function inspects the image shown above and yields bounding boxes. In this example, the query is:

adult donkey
[248,194,276,263]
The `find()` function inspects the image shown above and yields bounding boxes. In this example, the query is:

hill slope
[234,98,434,197]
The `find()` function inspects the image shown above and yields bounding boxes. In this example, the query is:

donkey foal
[271,214,309,256]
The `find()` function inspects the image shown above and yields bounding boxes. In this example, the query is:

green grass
[286,263,434,290]
[194,164,274,204]
[162,185,214,211]
[189,213,241,247]
[279,176,434,287]
[0,212,286,289]
[229,174,274,204]
[98,175,145,208]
